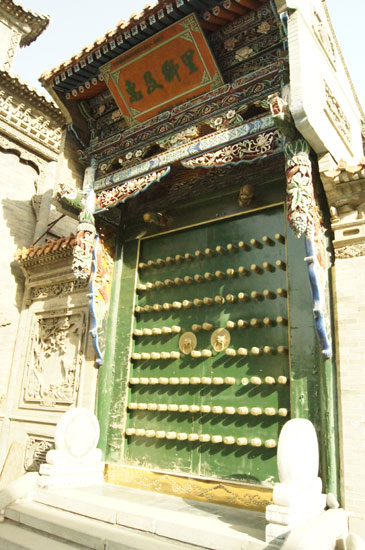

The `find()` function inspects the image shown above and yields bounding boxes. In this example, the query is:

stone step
[2,501,195,550]
[32,483,282,550]
[1,484,283,550]
[0,518,88,550]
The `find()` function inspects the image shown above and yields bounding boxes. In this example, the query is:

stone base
[266,522,290,543]
[282,509,348,550]
[266,497,326,526]
[38,462,104,489]
[265,496,327,543]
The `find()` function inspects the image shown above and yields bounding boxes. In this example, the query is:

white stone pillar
[38,408,104,489]
[265,419,326,543]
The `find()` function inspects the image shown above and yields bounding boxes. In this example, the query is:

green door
[125,205,290,484]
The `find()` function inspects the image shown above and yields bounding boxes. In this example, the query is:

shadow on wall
[1,197,37,313]
[1,197,36,249]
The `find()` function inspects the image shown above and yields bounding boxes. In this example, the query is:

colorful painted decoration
[181,130,282,170]
[96,116,275,190]
[100,14,223,126]
[72,184,96,280]
[304,237,332,359]
[269,94,332,358]
[284,139,314,238]
[89,233,114,366]
[95,167,171,210]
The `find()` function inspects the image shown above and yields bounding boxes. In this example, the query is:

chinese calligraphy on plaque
[100,14,223,126]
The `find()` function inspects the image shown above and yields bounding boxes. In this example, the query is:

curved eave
[40,0,268,101]
[0,0,49,47]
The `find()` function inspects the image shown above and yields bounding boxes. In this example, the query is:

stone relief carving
[31,280,88,301]
[24,436,54,472]
[0,91,62,153]
[324,82,351,149]
[4,29,21,71]
[313,11,336,69]
[335,244,365,259]
[329,204,365,227]
[23,311,86,409]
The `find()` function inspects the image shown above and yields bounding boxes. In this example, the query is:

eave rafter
[40,0,269,100]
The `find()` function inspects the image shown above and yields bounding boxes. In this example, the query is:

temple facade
[1,0,365,543]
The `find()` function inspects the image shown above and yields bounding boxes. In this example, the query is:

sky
[12,0,365,112]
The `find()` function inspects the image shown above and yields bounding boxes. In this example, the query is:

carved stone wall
[0,70,66,422]
[0,0,83,484]
[0,254,98,482]
[0,87,62,159]
[31,280,87,301]
[0,20,16,70]
[24,435,53,472]
[282,0,363,163]
[21,310,85,411]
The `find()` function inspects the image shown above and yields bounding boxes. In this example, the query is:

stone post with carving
[38,408,104,489]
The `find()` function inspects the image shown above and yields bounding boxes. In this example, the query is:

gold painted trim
[105,464,273,512]
[140,202,285,241]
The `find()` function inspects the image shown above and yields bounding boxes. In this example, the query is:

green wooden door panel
[105,239,140,463]
[125,205,291,483]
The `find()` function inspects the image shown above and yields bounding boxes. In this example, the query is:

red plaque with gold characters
[100,14,223,127]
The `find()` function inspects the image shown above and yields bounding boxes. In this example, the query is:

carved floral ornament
[95,167,171,210]
[24,437,53,472]
[335,243,365,259]
[324,82,352,149]
[181,130,282,169]
[90,129,281,211]
[313,10,337,69]
[96,105,265,178]
[31,280,88,301]
[269,94,332,359]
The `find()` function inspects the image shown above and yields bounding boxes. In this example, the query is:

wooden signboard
[100,14,223,126]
